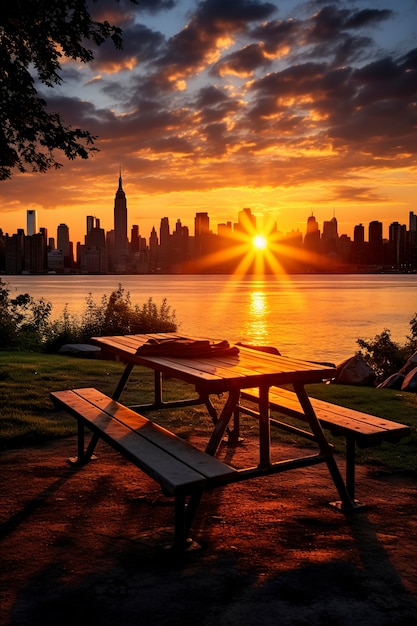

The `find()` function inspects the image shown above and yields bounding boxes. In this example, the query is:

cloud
[83,0,417,176]
[91,23,166,73]
[211,43,272,77]
[331,186,387,203]
[306,5,392,43]
[153,0,277,84]
[3,0,417,237]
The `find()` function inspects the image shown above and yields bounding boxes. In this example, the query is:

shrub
[0,279,177,352]
[0,280,52,350]
[357,315,417,382]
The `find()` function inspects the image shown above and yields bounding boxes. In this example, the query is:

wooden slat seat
[239,386,411,502]
[50,387,237,550]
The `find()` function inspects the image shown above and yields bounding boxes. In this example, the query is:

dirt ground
[1,433,416,626]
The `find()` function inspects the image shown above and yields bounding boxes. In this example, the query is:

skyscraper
[113,171,128,272]
[27,210,37,236]
[194,212,210,258]
[57,223,70,257]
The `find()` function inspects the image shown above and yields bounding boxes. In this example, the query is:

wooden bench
[50,387,237,551]
[237,386,411,503]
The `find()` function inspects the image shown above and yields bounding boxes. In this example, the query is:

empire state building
[114,172,128,272]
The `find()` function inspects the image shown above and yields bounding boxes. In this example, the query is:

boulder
[333,354,376,386]
[377,373,405,389]
[401,366,417,392]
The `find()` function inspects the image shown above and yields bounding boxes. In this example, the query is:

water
[3,274,417,364]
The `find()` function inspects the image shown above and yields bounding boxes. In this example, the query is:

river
[3,274,417,364]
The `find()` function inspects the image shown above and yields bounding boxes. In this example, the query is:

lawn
[0,352,415,473]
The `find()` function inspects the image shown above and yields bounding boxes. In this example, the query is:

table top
[92,333,336,393]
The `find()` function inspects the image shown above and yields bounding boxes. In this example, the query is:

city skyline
[0,170,415,248]
[0,0,416,242]
[1,197,415,248]
[1,175,416,275]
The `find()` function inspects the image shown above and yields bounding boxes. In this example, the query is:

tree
[0,0,125,180]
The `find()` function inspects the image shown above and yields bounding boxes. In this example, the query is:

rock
[401,366,417,392]
[333,354,376,386]
[58,343,101,358]
[377,373,405,389]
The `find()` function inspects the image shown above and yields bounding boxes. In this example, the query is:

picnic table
[89,333,355,509]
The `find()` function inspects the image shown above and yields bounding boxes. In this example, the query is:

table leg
[259,385,271,468]
[112,362,134,401]
[293,383,356,510]
[205,388,240,456]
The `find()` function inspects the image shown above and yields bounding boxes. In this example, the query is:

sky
[1,0,416,245]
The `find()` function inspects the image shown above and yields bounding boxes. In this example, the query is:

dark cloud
[154,0,276,81]
[196,88,243,125]
[345,8,392,29]
[250,19,301,55]
[196,85,229,108]
[211,43,272,76]
[244,32,417,160]
[195,0,276,24]
[90,23,165,71]
[307,5,392,43]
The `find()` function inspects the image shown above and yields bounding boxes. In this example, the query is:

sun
[253,234,267,250]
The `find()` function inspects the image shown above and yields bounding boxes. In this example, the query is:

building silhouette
[113,171,128,272]
[27,210,38,236]
[1,179,417,275]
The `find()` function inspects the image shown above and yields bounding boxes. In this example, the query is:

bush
[0,280,52,350]
[357,314,417,382]
[0,279,177,352]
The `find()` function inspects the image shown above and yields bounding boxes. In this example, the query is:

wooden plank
[92,335,336,389]
[240,386,410,443]
[70,388,236,484]
[51,390,208,494]
[269,388,410,435]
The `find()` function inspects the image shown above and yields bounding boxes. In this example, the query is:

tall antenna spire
[118,164,123,190]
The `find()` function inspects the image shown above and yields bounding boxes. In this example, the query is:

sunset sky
[1,0,416,246]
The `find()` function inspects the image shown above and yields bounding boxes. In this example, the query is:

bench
[237,386,411,503]
[50,387,237,551]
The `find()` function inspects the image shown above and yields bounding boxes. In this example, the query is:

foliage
[0,280,52,349]
[0,0,127,179]
[0,279,177,352]
[357,315,417,382]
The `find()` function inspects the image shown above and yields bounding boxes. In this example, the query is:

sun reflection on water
[247,290,269,343]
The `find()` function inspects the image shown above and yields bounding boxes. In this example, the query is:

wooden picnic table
[91,333,356,510]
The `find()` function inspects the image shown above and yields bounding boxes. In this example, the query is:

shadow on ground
[1,436,416,626]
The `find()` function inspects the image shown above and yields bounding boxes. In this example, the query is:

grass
[0,352,415,473]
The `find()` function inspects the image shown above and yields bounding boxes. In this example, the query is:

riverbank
[1,435,416,626]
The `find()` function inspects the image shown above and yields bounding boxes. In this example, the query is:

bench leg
[345,436,356,502]
[66,419,86,465]
[68,421,99,466]
[172,491,204,551]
